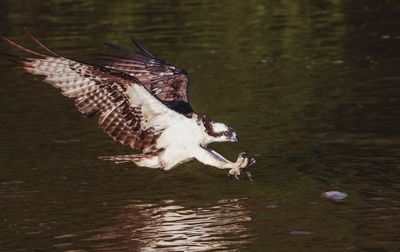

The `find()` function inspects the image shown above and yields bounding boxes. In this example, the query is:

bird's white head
[199,115,238,145]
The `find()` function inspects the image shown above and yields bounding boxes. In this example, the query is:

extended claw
[245,170,254,181]
[240,156,256,181]
[230,153,257,181]
[237,152,247,163]
[228,166,241,179]
[248,157,256,167]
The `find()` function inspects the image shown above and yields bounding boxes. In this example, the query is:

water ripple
[86,198,253,251]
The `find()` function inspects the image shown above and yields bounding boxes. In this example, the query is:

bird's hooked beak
[230,134,238,143]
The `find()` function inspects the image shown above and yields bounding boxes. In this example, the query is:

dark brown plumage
[2,34,161,153]
[99,40,194,115]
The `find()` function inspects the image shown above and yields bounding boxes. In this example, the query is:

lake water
[1,1,400,251]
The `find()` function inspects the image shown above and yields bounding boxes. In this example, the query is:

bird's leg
[228,153,256,180]
[194,147,255,179]
[237,153,256,181]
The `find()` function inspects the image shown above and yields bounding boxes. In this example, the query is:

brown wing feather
[2,35,162,153]
[99,41,194,115]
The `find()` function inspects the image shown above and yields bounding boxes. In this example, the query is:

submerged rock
[321,191,348,201]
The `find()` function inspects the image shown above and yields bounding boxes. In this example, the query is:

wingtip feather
[1,34,45,57]
[24,28,61,57]
[104,42,137,56]
[130,36,156,59]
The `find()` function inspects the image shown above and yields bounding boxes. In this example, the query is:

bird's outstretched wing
[99,38,194,115]
[2,34,183,153]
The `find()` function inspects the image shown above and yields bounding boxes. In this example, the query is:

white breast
[156,117,204,169]
[156,117,203,149]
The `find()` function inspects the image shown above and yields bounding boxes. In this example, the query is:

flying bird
[2,32,255,178]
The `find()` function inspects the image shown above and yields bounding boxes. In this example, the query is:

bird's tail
[99,153,162,168]
[98,153,158,165]
[99,154,142,164]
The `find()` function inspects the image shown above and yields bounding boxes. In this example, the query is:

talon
[246,170,254,181]
[228,167,241,178]
[248,157,256,167]
[241,157,249,168]
[238,152,247,159]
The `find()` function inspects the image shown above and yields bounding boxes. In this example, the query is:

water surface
[1,1,400,251]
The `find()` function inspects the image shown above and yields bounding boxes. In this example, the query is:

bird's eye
[224,131,231,136]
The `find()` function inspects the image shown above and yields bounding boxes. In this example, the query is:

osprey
[2,32,255,178]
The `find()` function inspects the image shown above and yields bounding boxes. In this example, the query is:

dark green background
[1,0,399,251]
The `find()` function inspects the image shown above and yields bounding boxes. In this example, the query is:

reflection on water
[87,198,252,251]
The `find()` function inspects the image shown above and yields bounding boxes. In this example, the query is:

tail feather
[99,153,162,168]
[98,154,152,164]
